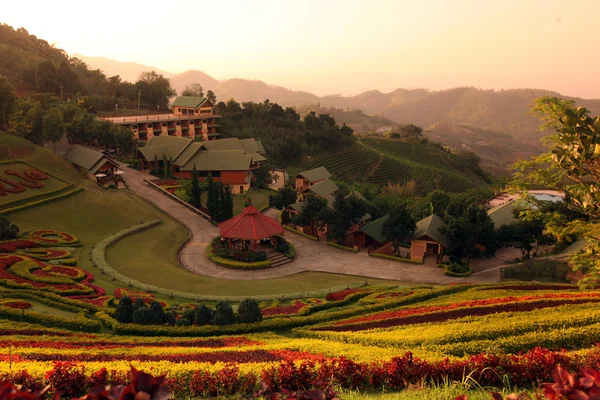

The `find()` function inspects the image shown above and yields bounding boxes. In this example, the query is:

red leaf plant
[78,366,172,400]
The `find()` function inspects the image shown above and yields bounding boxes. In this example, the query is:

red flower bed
[481,284,577,291]
[114,288,154,300]
[0,336,263,350]
[21,248,72,261]
[316,293,600,332]
[20,349,323,364]
[0,240,39,253]
[376,291,414,299]
[0,300,31,310]
[23,168,47,181]
[75,296,113,307]
[262,299,323,317]
[5,169,45,188]
[28,230,78,245]
[326,289,365,301]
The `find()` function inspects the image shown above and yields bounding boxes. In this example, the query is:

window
[189,120,194,125]
[176,122,181,126]
[162,122,167,127]
[209,171,221,177]
[239,186,244,194]
[198,171,208,177]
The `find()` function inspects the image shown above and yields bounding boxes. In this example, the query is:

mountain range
[76,55,600,174]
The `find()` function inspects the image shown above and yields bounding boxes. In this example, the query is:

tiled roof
[487,201,519,228]
[360,215,389,244]
[171,96,208,109]
[308,178,339,198]
[180,150,252,171]
[296,167,331,183]
[218,205,285,240]
[63,145,105,171]
[413,214,448,247]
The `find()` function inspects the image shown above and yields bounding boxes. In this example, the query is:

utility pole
[137,89,141,114]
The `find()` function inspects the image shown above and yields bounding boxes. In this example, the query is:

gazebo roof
[218,206,285,240]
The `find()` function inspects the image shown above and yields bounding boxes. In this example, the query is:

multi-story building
[103,96,221,141]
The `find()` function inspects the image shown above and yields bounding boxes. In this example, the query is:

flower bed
[0,300,31,310]
[27,230,79,245]
[262,299,323,317]
[326,289,365,301]
[376,291,414,299]
[315,292,600,332]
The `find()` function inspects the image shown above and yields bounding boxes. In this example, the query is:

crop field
[2,275,600,398]
[309,139,483,194]
[0,160,72,210]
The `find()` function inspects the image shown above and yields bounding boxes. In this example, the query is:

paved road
[121,164,501,284]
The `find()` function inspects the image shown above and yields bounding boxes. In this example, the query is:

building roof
[256,141,266,154]
[218,205,285,240]
[140,135,193,163]
[360,215,390,244]
[63,145,105,172]
[171,96,209,109]
[173,142,202,167]
[181,150,252,171]
[296,166,331,183]
[413,214,448,247]
[286,201,306,213]
[251,153,267,163]
[308,178,339,198]
[487,201,519,228]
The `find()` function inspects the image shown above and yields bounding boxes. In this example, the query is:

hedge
[369,252,423,265]
[0,304,101,332]
[327,242,358,253]
[111,285,469,337]
[206,246,273,270]
[444,265,473,277]
[0,291,87,314]
[0,187,83,214]
[90,220,369,302]
[0,288,111,314]
[95,310,120,329]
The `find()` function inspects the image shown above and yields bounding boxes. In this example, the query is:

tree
[162,154,169,179]
[135,71,175,110]
[427,190,451,215]
[253,164,271,189]
[442,205,496,266]
[0,75,16,129]
[132,307,156,325]
[497,218,555,260]
[213,301,234,325]
[152,154,159,176]
[382,205,416,254]
[511,97,600,287]
[268,186,297,210]
[190,164,201,209]
[0,216,19,240]
[237,298,262,323]
[292,196,329,238]
[194,304,213,326]
[206,175,220,220]
[42,107,65,153]
[327,193,368,244]
[340,123,354,136]
[115,296,133,323]
[400,124,423,140]
[206,90,217,104]
[181,83,203,97]
[9,97,44,144]
[181,309,195,324]
[149,301,165,324]
[244,196,252,207]
[222,184,234,220]
[133,297,147,311]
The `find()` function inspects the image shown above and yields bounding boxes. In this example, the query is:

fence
[143,178,212,221]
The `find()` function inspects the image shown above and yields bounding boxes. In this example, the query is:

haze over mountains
[77,54,600,174]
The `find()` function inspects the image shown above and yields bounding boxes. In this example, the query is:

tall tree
[0,75,16,129]
[268,186,297,210]
[511,97,600,288]
[190,164,201,209]
[292,196,329,238]
[222,184,234,220]
[42,107,65,153]
[497,218,555,260]
[9,97,44,144]
[135,71,175,110]
[441,205,496,265]
[181,83,204,97]
[162,153,169,179]
[328,193,367,244]
[382,205,417,254]
[206,90,217,104]
[206,175,222,221]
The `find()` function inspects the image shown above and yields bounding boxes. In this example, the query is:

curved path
[121,164,501,284]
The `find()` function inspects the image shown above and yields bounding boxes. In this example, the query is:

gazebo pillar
[227,239,233,249]
[253,240,257,251]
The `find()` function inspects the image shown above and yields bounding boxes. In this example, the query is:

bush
[444,262,473,277]
[195,304,213,326]
[181,309,195,324]
[165,311,177,326]
[246,251,268,262]
[133,297,147,311]
[115,296,133,323]
[213,301,234,325]
[175,318,191,327]
[149,300,165,324]
[132,307,156,325]
[237,298,263,323]
[502,259,571,282]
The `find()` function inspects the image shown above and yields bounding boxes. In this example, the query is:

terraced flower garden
[2,240,600,400]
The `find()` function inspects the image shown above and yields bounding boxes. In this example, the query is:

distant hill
[72,54,173,83]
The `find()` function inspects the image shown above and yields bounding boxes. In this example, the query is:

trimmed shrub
[114,296,133,323]
[195,305,214,326]
[213,301,234,325]
[246,251,268,262]
[175,318,191,327]
[133,297,147,311]
[237,298,263,323]
[132,307,156,325]
[444,262,473,277]
[149,300,165,324]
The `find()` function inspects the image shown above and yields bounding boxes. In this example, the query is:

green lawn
[199,188,272,214]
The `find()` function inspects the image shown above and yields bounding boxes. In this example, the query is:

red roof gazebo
[218,205,285,250]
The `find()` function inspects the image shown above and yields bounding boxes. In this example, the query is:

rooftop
[413,214,448,247]
[172,96,210,109]
[360,214,389,244]
[296,166,331,183]
[63,145,118,174]
[308,178,339,198]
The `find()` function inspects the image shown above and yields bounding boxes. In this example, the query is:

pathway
[120,164,502,284]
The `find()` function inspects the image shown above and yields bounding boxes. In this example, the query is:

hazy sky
[3,0,599,98]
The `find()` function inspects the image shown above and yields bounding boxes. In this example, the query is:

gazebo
[218,205,285,251]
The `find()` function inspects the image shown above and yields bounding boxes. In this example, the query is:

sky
[2,0,600,98]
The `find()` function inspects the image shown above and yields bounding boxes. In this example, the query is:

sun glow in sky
[3,0,600,98]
